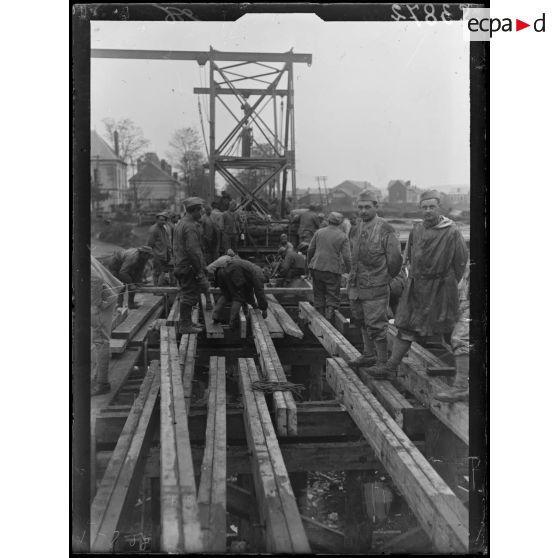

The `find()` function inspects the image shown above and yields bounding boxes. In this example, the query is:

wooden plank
[201,293,224,338]
[267,295,304,339]
[166,296,180,325]
[110,338,128,355]
[325,358,468,553]
[238,358,311,553]
[249,308,297,436]
[263,309,285,338]
[129,305,164,347]
[299,301,414,428]
[111,307,128,331]
[197,357,227,552]
[178,333,198,413]
[91,362,160,551]
[159,326,204,553]
[112,295,163,340]
[239,306,247,338]
[333,309,350,336]
[387,325,469,445]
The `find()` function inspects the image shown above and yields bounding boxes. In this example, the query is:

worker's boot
[434,354,469,402]
[348,328,377,369]
[178,303,204,335]
[212,296,228,324]
[363,337,411,379]
[128,291,140,310]
[374,338,389,367]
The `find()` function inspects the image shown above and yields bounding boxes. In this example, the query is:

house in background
[296,189,326,208]
[129,153,184,211]
[329,180,382,212]
[387,179,422,204]
[90,130,128,212]
[444,186,470,209]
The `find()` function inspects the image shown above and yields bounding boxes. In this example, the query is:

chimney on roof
[113,131,119,158]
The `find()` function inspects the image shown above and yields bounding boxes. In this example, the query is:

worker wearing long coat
[147,212,172,286]
[295,205,322,243]
[347,191,402,370]
[307,212,352,322]
[369,190,468,378]
[173,197,212,334]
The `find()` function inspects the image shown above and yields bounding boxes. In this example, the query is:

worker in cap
[276,242,307,287]
[201,205,219,263]
[293,204,321,243]
[108,246,153,309]
[368,189,468,387]
[346,189,403,372]
[147,213,172,286]
[173,196,212,334]
[278,233,293,252]
[306,210,352,323]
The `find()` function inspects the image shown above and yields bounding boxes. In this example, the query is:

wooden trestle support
[91,287,470,554]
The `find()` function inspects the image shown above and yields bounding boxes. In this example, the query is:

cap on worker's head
[226,249,236,257]
[280,233,288,241]
[156,211,168,219]
[184,196,205,209]
[297,242,309,253]
[419,189,441,204]
[327,212,344,226]
[138,245,153,255]
[358,190,378,203]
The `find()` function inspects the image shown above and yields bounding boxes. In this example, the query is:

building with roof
[129,154,184,211]
[329,180,381,212]
[387,179,423,204]
[90,130,128,212]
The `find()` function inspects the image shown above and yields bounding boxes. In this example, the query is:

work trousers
[451,300,470,356]
[349,285,390,343]
[152,256,170,287]
[311,269,341,319]
[175,269,210,306]
[91,299,117,385]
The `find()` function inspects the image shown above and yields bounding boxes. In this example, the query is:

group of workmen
[91,189,469,404]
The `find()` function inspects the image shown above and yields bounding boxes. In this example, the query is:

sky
[91,15,469,192]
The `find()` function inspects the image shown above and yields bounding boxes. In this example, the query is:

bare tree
[102,117,150,170]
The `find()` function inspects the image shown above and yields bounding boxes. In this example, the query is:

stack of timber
[238,358,311,553]
[266,295,304,339]
[110,295,164,354]
[91,361,160,551]
[159,325,203,552]
[249,307,297,436]
[325,357,468,553]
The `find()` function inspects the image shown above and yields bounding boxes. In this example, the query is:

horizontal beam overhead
[194,87,288,96]
[91,49,312,65]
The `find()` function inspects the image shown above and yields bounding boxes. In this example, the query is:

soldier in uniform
[347,190,403,371]
[173,197,212,334]
[147,212,172,286]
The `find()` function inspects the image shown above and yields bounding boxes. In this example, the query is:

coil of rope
[251,380,306,401]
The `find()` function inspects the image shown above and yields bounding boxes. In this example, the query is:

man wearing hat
[294,204,322,243]
[147,212,172,286]
[173,197,212,334]
[108,246,154,309]
[276,243,307,287]
[347,190,403,371]
[368,190,468,386]
[307,211,352,322]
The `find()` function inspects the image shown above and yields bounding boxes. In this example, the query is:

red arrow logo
[516,19,530,31]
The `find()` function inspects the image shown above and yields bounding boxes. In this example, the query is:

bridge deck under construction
[90,286,469,554]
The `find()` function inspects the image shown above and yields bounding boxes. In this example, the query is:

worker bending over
[276,244,307,287]
[108,246,153,309]
[173,197,212,335]
[307,211,352,323]
[368,190,468,379]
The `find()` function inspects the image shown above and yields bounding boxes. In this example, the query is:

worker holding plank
[347,190,403,371]
[173,197,212,334]
[368,190,468,381]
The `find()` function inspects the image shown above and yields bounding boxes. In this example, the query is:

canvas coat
[307,225,352,275]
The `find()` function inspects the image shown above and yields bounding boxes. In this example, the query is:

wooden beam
[238,358,311,553]
[112,295,163,340]
[178,333,198,414]
[267,295,304,339]
[249,308,297,436]
[197,357,227,552]
[166,296,180,325]
[90,362,160,551]
[325,358,468,553]
[159,326,203,553]
[110,338,128,354]
[239,306,247,338]
[299,302,414,428]
[333,309,350,336]
[387,325,469,445]
[129,305,164,347]
[194,86,289,96]
[201,293,224,338]
[263,308,285,338]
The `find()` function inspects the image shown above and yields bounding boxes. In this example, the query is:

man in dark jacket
[213,258,269,329]
[222,201,239,253]
[200,205,219,263]
[276,245,307,287]
[108,246,153,309]
[294,205,322,243]
[173,197,212,334]
[368,190,468,378]
[347,190,403,371]
[307,212,352,322]
[147,212,172,286]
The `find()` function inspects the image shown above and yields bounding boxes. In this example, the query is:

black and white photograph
[72,4,488,554]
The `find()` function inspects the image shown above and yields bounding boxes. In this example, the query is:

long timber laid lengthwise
[90,362,160,551]
[299,301,413,428]
[238,358,311,553]
[249,307,297,436]
[326,357,468,553]
[159,325,203,553]
[197,357,227,552]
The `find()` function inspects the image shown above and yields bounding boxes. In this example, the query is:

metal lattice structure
[91,48,312,217]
